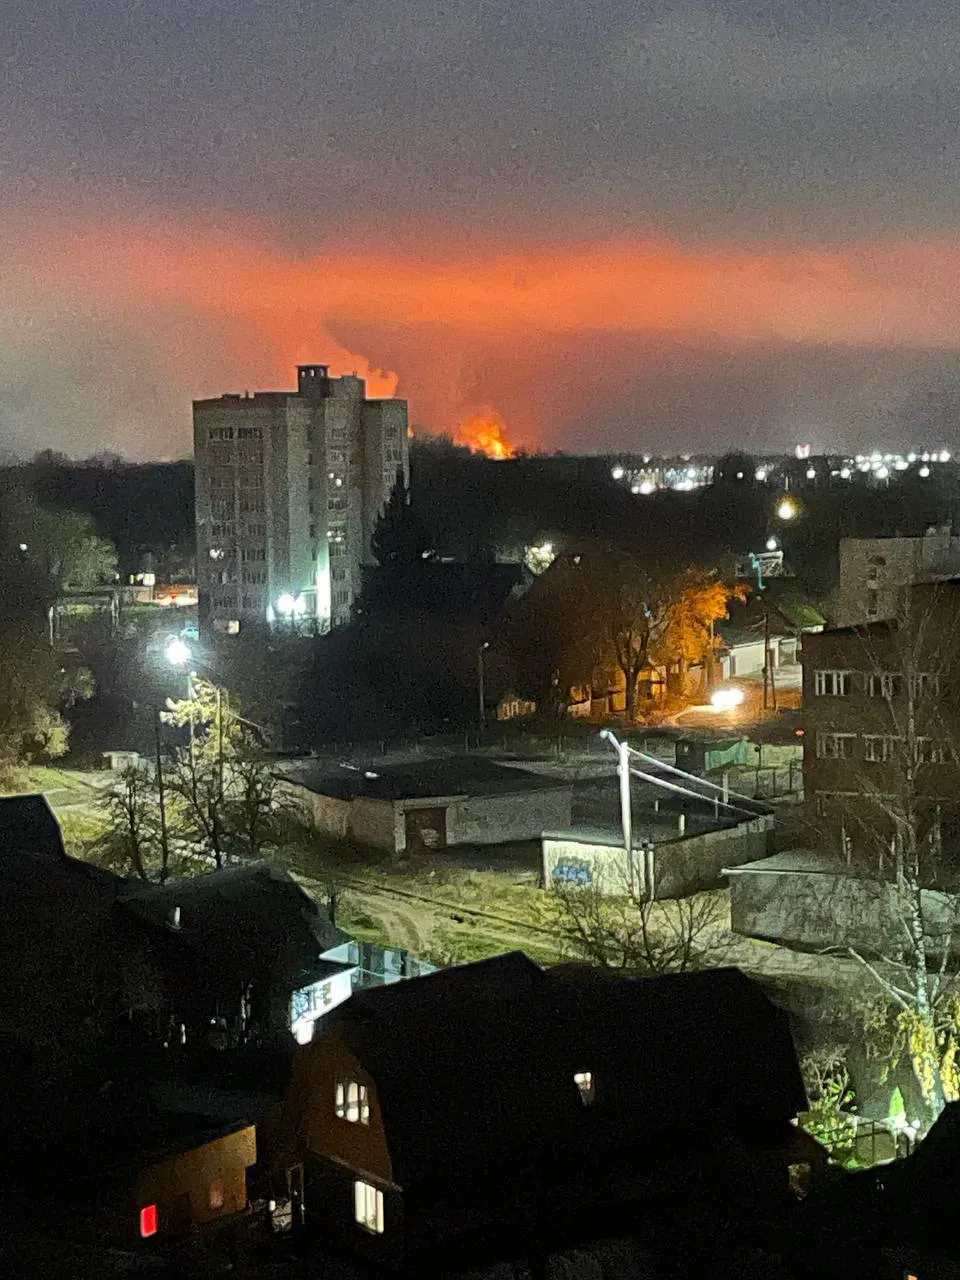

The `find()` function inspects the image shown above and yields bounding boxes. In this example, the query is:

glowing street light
[765,536,779,551]
[776,496,799,521]
[276,593,296,617]
[165,638,192,667]
[711,687,745,710]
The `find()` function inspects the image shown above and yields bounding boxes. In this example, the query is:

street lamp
[164,637,224,793]
[478,641,490,740]
[775,496,799,521]
[710,686,745,710]
[165,637,192,668]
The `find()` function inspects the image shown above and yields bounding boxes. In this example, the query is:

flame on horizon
[455,407,516,459]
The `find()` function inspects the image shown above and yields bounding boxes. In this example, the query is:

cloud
[4,0,960,244]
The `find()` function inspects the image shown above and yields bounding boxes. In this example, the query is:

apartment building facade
[830,527,960,626]
[801,581,960,870]
[194,364,408,633]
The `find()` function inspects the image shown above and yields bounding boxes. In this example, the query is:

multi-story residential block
[830,527,960,626]
[194,364,408,633]
[801,581,960,870]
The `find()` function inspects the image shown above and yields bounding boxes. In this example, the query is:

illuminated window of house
[574,1071,595,1106]
[354,1180,384,1234]
[335,1079,370,1124]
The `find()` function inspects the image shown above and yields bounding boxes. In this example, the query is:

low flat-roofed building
[280,757,572,855]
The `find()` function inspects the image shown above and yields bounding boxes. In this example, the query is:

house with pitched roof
[281,952,817,1269]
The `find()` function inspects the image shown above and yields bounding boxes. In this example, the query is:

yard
[11,761,870,1005]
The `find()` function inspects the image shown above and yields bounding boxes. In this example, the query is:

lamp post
[152,704,171,879]
[478,641,490,742]
[166,638,225,797]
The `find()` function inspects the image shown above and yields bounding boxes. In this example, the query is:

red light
[795,728,805,737]
[140,1204,158,1238]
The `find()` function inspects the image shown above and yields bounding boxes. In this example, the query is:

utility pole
[153,706,170,882]
[477,641,489,743]
[217,685,225,802]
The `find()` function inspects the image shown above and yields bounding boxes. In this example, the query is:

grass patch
[1,765,107,810]
[58,809,110,853]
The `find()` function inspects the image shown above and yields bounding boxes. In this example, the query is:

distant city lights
[606,448,955,498]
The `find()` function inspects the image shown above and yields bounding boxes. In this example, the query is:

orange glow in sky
[7,209,960,456]
[455,408,517,458]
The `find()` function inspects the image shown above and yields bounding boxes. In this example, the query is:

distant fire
[456,408,516,459]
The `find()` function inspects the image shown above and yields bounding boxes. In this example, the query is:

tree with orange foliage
[535,549,743,719]
[656,574,748,699]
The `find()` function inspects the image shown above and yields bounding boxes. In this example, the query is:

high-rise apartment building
[194,364,408,633]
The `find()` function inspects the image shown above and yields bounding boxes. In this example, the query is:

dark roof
[118,863,351,994]
[0,794,67,859]
[803,618,896,639]
[280,756,568,801]
[319,953,806,1193]
[721,586,826,641]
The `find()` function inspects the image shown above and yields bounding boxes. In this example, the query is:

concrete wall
[833,531,960,627]
[729,867,960,951]
[446,787,572,847]
[285,780,572,855]
[542,814,774,900]
[651,816,774,898]
[289,786,352,839]
[350,797,401,853]
[725,639,780,678]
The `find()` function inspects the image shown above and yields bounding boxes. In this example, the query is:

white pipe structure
[602,730,758,817]
[626,763,760,821]
[626,744,762,810]
[599,729,635,892]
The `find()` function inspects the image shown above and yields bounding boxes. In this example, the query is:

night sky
[4,0,960,458]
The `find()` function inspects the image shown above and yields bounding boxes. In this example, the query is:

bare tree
[95,764,170,882]
[550,871,729,976]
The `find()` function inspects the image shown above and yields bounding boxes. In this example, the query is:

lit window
[354,1180,384,1234]
[574,1071,595,1106]
[336,1079,370,1125]
[816,733,856,760]
[814,669,852,697]
[139,1204,158,1238]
